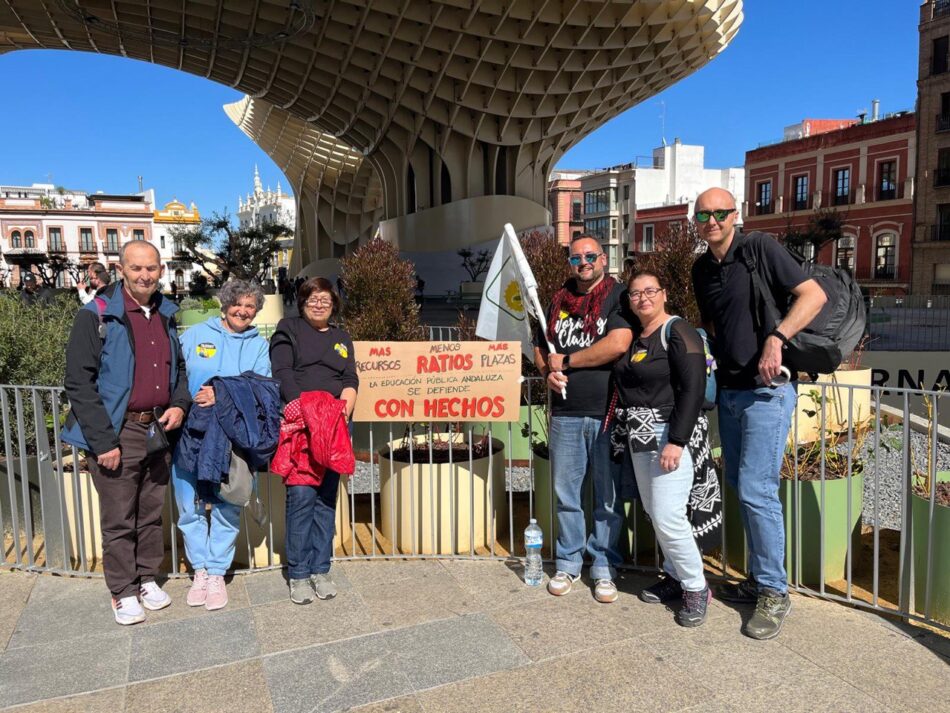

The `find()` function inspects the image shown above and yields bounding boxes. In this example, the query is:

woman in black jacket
[612,270,710,627]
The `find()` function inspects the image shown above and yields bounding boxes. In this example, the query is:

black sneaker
[639,576,683,604]
[676,586,712,628]
[717,577,758,604]
[743,588,791,640]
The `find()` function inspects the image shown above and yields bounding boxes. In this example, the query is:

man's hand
[193,385,215,408]
[158,407,185,431]
[758,335,784,385]
[98,447,121,471]
[548,353,567,372]
[547,370,568,394]
[76,281,87,292]
[659,443,683,473]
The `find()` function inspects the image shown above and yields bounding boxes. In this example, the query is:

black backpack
[741,237,866,376]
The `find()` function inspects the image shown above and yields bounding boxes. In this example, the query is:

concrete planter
[912,471,950,626]
[253,293,285,327]
[378,435,507,555]
[723,473,864,586]
[792,367,873,444]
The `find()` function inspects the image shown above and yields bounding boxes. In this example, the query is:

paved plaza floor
[1,560,948,712]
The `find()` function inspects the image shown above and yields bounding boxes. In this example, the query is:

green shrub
[201,296,220,311]
[340,238,425,341]
[0,293,77,387]
[178,297,201,311]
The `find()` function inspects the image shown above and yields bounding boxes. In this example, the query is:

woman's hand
[659,443,684,473]
[194,385,216,408]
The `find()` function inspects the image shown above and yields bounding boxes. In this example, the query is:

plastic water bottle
[524,518,543,586]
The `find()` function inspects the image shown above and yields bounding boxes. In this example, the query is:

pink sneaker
[205,575,228,611]
[187,569,209,607]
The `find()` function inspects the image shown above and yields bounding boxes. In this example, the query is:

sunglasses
[695,208,736,223]
[568,252,602,266]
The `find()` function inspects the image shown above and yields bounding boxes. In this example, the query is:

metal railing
[866,295,950,350]
[2,380,949,634]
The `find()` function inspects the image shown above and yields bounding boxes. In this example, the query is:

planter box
[177,309,216,327]
[792,367,872,444]
[912,471,950,626]
[253,293,285,327]
[378,435,507,555]
[723,473,864,585]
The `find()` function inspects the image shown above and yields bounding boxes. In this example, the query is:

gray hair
[218,279,265,311]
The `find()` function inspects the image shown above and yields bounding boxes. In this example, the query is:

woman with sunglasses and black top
[611,269,711,627]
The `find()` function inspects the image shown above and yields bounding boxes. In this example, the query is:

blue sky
[0,1,921,215]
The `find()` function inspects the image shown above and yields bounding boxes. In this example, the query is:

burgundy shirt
[123,288,172,412]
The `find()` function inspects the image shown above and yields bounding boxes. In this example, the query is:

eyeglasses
[628,287,663,301]
[694,208,736,223]
[568,252,602,266]
[304,297,333,308]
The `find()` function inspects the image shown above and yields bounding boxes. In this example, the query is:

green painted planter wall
[177,309,216,327]
[486,405,546,462]
[912,471,950,626]
[532,453,655,562]
[723,473,864,585]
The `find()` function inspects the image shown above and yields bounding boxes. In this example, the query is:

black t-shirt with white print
[536,280,635,417]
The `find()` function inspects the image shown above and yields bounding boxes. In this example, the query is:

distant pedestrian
[19,271,44,306]
[76,262,110,305]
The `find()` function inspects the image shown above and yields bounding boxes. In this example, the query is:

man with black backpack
[691,187,827,640]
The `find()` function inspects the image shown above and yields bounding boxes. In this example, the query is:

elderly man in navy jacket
[62,241,190,625]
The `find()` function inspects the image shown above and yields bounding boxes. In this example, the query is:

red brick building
[743,113,916,296]
[547,171,587,246]
[633,203,690,253]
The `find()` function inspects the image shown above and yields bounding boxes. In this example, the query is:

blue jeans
[718,384,797,593]
[630,422,705,592]
[285,471,340,580]
[549,416,623,580]
[171,465,242,576]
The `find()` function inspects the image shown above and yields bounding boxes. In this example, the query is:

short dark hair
[88,262,110,285]
[627,269,663,289]
[569,234,598,248]
[297,277,341,317]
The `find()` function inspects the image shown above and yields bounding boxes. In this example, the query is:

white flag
[476,224,543,357]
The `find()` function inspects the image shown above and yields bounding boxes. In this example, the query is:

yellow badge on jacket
[631,349,648,363]
[196,342,217,359]
[334,343,348,359]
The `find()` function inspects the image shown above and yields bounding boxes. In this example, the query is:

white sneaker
[140,580,172,611]
[112,595,146,625]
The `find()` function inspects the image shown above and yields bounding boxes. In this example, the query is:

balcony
[937,0,950,18]
[755,202,774,216]
[877,188,897,200]
[79,243,96,254]
[938,114,950,132]
[792,199,808,211]
[47,243,66,254]
[103,242,120,255]
[832,191,851,207]
[874,266,896,280]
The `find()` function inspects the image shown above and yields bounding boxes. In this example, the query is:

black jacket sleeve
[666,319,706,446]
[169,331,192,415]
[63,310,118,455]
[269,319,301,404]
[339,331,359,391]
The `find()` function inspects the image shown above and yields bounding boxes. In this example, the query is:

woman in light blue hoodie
[173,279,271,611]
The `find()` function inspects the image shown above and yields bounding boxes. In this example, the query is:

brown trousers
[88,421,171,598]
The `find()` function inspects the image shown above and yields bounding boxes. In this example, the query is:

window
[642,225,655,252]
[173,238,184,255]
[583,188,612,214]
[571,199,581,222]
[105,229,119,252]
[940,92,950,131]
[938,149,950,187]
[833,168,851,205]
[793,175,809,211]
[623,185,630,201]
[175,270,185,290]
[801,242,816,262]
[11,230,20,248]
[937,204,950,240]
[160,235,165,249]
[48,227,63,252]
[622,215,629,231]
[874,234,897,279]
[24,231,34,248]
[584,217,610,241]
[836,235,855,274]
[878,161,897,199]
[55,271,66,288]
[109,264,119,284]
[133,229,145,241]
[80,228,94,252]
[756,181,772,214]
[933,35,949,75]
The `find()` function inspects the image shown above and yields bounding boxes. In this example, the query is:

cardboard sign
[353,341,521,422]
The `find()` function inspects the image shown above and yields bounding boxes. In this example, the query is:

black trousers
[87,421,171,598]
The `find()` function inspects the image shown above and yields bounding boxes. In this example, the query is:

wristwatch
[562,354,571,370]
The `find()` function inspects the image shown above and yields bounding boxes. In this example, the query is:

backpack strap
[739,239,781,335]
[93,296,108,341]
[659,315,682,352]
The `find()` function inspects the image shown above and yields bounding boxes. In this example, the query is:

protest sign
[353,341,521,422]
